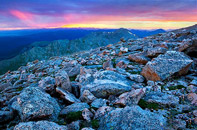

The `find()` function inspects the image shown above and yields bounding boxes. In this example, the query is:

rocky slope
[0,25,196,130]
[0,28,137,75]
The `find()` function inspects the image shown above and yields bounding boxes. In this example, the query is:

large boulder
[14,121,68,130]
[79,70,133,98]
[141,51,193,81]
[143,92,179,108]
[98,106,167,130]
[11,87,60,121]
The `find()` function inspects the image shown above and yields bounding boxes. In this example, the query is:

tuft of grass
[129,71,141,74]
[138,99,159,110]
[66,111,82,123]
[69,75,77,82]
[168,85,185,90]
[16,87,24,92]
[91,119,99,129]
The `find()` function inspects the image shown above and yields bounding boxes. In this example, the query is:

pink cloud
[10,10,34,21]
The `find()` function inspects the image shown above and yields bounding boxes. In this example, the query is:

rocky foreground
[0,25,197,130]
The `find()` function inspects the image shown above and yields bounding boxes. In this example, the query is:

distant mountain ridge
[0,28,137,74]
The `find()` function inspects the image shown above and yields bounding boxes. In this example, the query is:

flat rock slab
[98,105,167,130]
[141,51,193,81]
[143,92,179,107]
[80,70,133,98]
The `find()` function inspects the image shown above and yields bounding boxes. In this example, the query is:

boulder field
[0,25,197,130]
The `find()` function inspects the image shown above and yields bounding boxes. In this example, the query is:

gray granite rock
[11,87,60,121]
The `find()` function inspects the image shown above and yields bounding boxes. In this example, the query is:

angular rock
[102,60,113,70]
[98,106,167,130]
[38,76,55,93]
[82,108,93,122]
[143,92,179,107]
[141,51,193,81]
[114,88,146,106]
[80,90,96,103]
[91,98,107,108]
[55,70,72,92]
[128,45,142,52]
[116,61,127,69]
[11,87,60,121]
[14,121,68,130]
[120,47,128,53]
[60,103,90,115]
[178,39,197,57]
[94,106,113,119]
[147,47,167,57]
[128,74,145,83]
[67,120,80,130]
[56,87,80,103]
[80,70,133,98]
[128,53,150,64]
[62,62,81,77]
[187,93,197,106]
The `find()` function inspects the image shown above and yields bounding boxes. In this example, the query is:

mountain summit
[0,25,196,129]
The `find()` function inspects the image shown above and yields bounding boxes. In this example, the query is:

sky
[0,0,196,30]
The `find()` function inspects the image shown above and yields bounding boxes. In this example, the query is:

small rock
[187,93,197,106]
[94,106,113,119]
[56,87,80,103]
[80,90,96,103]
[114,88,146,106]
[82,108,93,122]
[91,98,108,108]
[55,70,72,92]
[60,103,90,115]
[128,74,145,83]
[103,60,113,70]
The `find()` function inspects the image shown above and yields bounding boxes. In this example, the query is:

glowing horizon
[0,0,196,30]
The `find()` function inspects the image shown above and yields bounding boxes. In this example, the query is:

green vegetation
[168,85,186,90]
[16,87,24,91]
[129,71,141,74]
[91,119,99,129]
[66,111,83,123]
[69,75,77,81]
[138,99,159,110]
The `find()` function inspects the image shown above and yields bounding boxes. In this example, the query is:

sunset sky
[0,0,196,30]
